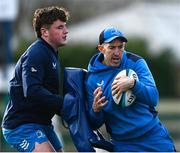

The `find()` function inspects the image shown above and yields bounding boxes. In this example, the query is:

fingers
[94,87,102,102]
[111,76,121,86]
[93,96,108,112]
[116,89,122,100]
[97,96,106,106]
[93,86,101,96]
[101,100,108,107]
[93,87,108,112]
[112,75,126,88]
[112,87,120,96]
[112,76,133,95]
[112,84,123,100]
[112,76,131,98]
[112,78,122,96]
[112,81,119,91]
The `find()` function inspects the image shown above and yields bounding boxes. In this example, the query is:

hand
[93,86,108,112]
[112,76,135,100]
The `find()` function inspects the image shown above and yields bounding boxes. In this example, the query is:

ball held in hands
[112,69,138,108]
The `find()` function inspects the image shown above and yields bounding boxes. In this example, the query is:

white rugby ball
[112,69,138,108]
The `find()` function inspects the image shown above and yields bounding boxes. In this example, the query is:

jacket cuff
[131,80,142,95]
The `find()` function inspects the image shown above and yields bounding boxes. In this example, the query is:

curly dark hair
[33,6,69,38]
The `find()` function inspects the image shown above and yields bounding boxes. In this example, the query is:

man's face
[42,19,68,50]
[100,39,125,67]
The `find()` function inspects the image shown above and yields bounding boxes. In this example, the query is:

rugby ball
[112,69,138,108]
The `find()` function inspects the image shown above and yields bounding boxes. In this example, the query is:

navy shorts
[2,123,63,152]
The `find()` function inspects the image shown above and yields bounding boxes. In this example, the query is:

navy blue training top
[2,38,63,129]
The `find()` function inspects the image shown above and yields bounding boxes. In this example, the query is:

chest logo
[52,62,56,69]
[97,80,104,87]
[31,67,37,73]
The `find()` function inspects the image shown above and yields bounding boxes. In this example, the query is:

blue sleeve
[21,48,63,115]
[132,59,159,107]
[86,80,105,129]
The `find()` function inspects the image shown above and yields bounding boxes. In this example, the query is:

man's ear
[40,27,49,37]
[97,45,104,53]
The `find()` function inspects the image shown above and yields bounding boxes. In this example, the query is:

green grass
[0,96,179,151]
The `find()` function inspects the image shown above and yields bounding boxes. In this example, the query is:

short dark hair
[33,6,69,38]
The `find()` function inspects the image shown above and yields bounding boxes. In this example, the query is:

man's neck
[40,37,58,52]
[41,36,58,52]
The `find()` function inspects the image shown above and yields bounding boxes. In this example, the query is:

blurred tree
[59,44,96,69]
[147,49,176,98]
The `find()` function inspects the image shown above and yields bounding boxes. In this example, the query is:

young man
[1,6,69,152]
[86,27,176,151]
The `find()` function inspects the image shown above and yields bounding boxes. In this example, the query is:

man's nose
[114,47,121,55]
[64,26,68,34]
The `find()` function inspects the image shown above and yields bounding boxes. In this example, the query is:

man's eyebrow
[109,44,123,47]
